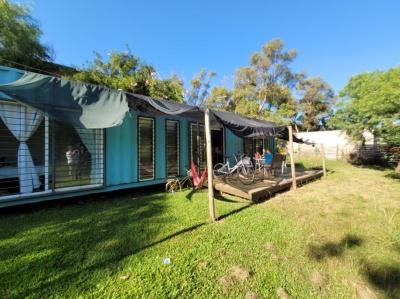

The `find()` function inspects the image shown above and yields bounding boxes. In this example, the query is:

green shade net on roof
[0,72,130,129]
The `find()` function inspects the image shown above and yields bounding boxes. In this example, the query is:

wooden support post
[205,109,216,222]
[321,143,327,177]
[288,126,297,190]
[336,144,339,161]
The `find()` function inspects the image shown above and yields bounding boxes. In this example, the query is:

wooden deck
[211,167,324,201]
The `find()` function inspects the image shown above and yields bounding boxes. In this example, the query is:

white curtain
[76,128,103,184]
[0,103,44,193]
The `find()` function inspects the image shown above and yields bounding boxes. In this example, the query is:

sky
[12,0,400,95]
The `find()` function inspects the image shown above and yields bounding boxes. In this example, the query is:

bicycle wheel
[213,163,226,179]
[180,176,192,189]
[237,164,255,185]
[166,180,179,193]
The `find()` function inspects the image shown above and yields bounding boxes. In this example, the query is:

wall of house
[0,65,261,207]
[225,129,244,166]
[105,111,191,187]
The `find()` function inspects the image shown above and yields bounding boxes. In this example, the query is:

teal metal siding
[106,112,138,185]
[106,112,191,185]
[264,138,277,155]
[155,117,165,179]
[225,129,244,166]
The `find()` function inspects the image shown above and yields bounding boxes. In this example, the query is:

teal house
[0,65,282,208]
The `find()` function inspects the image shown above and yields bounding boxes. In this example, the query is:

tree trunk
[396,161,400,174]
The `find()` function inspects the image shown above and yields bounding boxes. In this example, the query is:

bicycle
[165,168,193,193]
[213,153,255,185]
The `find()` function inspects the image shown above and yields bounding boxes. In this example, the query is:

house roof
[0,69,302,141]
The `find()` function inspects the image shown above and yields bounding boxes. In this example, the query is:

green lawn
[0,161,399,298]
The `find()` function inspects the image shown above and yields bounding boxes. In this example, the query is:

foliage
[203,86,230,110]
[232,38,304,117]
[149,72,185,103]
[70,46,185,102]
[186,68,216,107]
[0,0,55,70]
[296,77,336,132]
[0,161,399,298]
[329,66,400,146]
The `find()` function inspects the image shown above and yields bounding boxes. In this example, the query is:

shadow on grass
[214,193,248,204]
[307,234,363,261]
[360,260,400,299]
[0,186,256,298]
[185,187,208,200]
[217,203,254,221]
[384,171,400,181]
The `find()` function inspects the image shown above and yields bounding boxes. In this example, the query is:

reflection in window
[0,101,104,198]
[138,117,154,181]
[51,122,104,189]
[166,120,179,177]
[190,123,205,169]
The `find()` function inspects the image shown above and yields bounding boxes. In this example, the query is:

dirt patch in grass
[245,291,261,299]
[218,265,254,294]
[312,270,328,291]
[276,287,293,299]
[231,265,253,281]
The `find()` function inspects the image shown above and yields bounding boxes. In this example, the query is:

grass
[0,160,399,298]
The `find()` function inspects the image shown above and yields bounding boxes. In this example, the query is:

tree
[329,66,400,169]
[70,46,185,102]
[186,68,216,107]
[233,38,304,117]
[149,72,185,103]
[0,0,55,69]
[296,77,335,132]
[330,67,400,141]
[203,86,230,111]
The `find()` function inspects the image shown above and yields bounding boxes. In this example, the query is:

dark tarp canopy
[126,93,301,141]
[0,72,129,128]
[127,93,205,123]
[0,70,302,142]
[211,110,286,139]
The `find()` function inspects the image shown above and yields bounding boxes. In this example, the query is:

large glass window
[0,101,104,198]
[138,117,155,181]
[190,123,205,169]
[166,120,179,177]
[244,138,264,158]
[0,102,46,195]
[51,122,104,189]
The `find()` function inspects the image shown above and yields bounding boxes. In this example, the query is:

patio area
[211,167,324,201]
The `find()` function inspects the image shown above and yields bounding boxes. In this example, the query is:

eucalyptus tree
[71,46,185,102]
[204,86,230,111]
[186,68,216,107]
[296,77,335,132]
[0,0,55,70]
[149,72,185,103]
[233,38,304,117]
